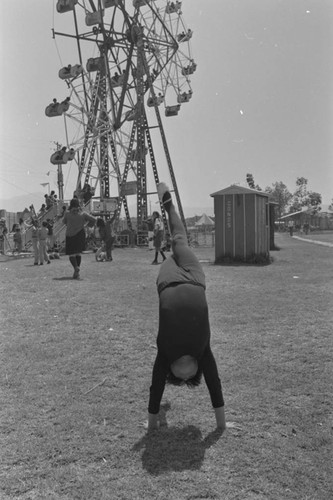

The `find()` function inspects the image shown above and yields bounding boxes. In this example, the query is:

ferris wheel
[47,0,196,230]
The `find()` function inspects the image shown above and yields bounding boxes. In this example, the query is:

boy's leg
[158,184,201,270]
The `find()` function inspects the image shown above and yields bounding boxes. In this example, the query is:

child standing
[31,220,40,265]
[39,222,50,265]
[13,227,23,253]
[97,214,116,262]
[151,211,166,265]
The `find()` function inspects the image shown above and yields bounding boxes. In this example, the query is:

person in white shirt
[151,211,166,265]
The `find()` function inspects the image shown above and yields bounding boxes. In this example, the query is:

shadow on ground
[133,424,223,475]
[53,276,75,281]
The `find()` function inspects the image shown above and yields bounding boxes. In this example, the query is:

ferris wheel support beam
[135,26,149,229]
[114,45,134,130]
[72,9,90,112]
[115,121,138,231]
[139,34,188,235]
[88,0,97,12]
[98,74,110,198]
[76,73,101,191]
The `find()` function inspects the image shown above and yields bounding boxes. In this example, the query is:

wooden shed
[210,185,270,263]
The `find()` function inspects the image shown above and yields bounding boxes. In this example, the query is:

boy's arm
[147,352,168,431]
[201,346,225,431]
[148,413,159,431]
[214,406,226,432]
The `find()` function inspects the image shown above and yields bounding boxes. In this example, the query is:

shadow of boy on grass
[132,403,223,475]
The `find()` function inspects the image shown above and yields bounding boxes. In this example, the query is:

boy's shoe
[151,260,158,265]
[157,183,172,211]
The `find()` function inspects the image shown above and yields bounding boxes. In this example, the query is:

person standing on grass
[62,198,97,279]
[151,211,166,265]
[97,214,116,262]
[13,226,23,253]
[46,218,55,250]
[288,219,294,236]
[147,183,226,433]
[31,219,40,265]
[39,222,51,265]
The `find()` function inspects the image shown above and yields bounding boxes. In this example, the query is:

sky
[1,0,333,215]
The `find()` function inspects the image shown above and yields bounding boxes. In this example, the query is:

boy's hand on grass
[214,407,226,434]
[146,413,160,432]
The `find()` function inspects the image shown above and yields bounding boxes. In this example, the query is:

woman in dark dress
[63,198,96,279]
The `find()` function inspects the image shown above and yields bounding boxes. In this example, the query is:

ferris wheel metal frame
[48,0,196,232]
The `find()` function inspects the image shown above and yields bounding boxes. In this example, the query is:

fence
[188,230,215,247]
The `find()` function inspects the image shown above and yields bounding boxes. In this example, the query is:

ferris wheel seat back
[85,11,104,27]
[133,0,155,8]
[130,147,148,161]
[63,148,75,162]
[125,109,138,121]
[45,98,70,117]
[50,147,75,165]
[111,73,125,87]
[103,0,119,7]
[86,57,104,72]
[177,29,193,43]
[166,1,182,14]
[56,0,78,14]
[181,61,197,76]
[58,64,83,80]
[50,147,68,165]
[165,105,180,117]
[147,95,164,107]
[177,90,192,103]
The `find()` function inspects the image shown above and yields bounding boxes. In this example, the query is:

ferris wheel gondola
[48,0,196,231]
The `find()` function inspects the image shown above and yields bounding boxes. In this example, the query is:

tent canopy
[195,213,214,226]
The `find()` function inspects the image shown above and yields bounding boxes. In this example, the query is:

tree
[307,191,322,213]
[289,177,308,212]
[289,177,322,213]
[265,182,292,219]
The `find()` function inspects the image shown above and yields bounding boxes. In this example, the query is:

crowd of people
[38,190,59,215]
[28,219,60,265]
[5,216,56,257]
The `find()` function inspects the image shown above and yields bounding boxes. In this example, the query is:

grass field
[0,233,332,500]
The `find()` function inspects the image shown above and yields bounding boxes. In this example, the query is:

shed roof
[279,206,319,219]
[210,184,269,198]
